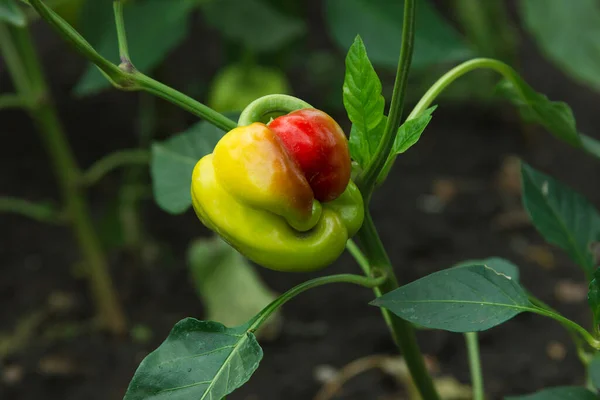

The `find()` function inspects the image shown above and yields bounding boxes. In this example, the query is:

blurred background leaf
[505,386,598,400]
[188,237,281,340]
[521,163,600,279]
[150,121,224,214]
[325,0,472,70]
[453,0,517,62]
[200,0,306,53]
[75,0,197,95]
[0,0,26,26]
[520,0,600,92]
[589,355,600,390]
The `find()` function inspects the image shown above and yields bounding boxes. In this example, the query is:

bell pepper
[191,103,364,272]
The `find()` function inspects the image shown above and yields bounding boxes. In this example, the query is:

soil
[2,5,600,400]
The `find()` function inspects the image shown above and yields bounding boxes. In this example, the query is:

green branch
[113,1,131,68]
[531,306,600,350]
[81,149,150,187]
[0,196,64,224]
[346,239,370,275]
[405,57,600,159]
[250,272,387,331]
[357,0,416,198]
[0,94,26,109]
[27,0,237,132]
[464,332,484,400]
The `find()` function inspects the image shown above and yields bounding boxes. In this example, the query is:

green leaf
[200,0,305,53]
[343,36,385,167]
[325,0,472,69]
[454,257,521,282]
[505,386,598,400]
[0,0,25,26]
[188,237,279,335]
[151,121,225,214]
[207,63,290,113]
[520,0,600,91]
[376,106,436,182]
[371,264,533,332]
[123,318,262,400]
[391,106,436,155]
[521,163,600,278]
[75,0,196,96]
[496,80,580,147]
[589,355,600,390]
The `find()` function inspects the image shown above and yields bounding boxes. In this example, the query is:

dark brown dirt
[2,5,600,400]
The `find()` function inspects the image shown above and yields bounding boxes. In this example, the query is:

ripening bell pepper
[191,108,364,272]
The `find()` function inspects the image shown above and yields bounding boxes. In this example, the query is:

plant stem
[531,306,600,350]
[118,93,156,256]
[407,58,519,120]
[250,272,387,331]
[28,0,237,132]
[346,239,370,275]
[0,196,64,224]
[405,56,600,160]
[237,94,312,126]
[357,213,441,400]
[465,332,484,400]
[358,0,415,198]
[0,94,26,109]
[134,72,237,131]
[347,0,439,397]
[113,1,131,65]
[81,149,150,187]
[0,23,127,335]
[528,294,594,364]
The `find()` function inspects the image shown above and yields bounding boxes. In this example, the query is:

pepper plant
[22,0,600,398]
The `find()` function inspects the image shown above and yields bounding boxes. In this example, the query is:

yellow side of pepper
[191,153,363,271]
[212,123,321,232]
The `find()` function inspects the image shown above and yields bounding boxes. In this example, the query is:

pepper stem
[238,94,313,126]
[249,272,387,331]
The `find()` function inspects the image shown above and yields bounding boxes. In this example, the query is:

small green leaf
[123,318,262,400]
[75,0,196,95]
[454,257,520,282]
[589,355,600,390]
[0,0,25,26]
[207,63,290,113]
[520,0,600,91]
[497,80,580,147]
[391,106,436,155]
[188,237,279,336]
[371,264,533,332]
[376,106,436,182]
[521,163,600,278]
[325,0,472,69]
[201,0,305,53]
[343,36,385,167]
[505,386,598,400]
[151,121,225,214]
